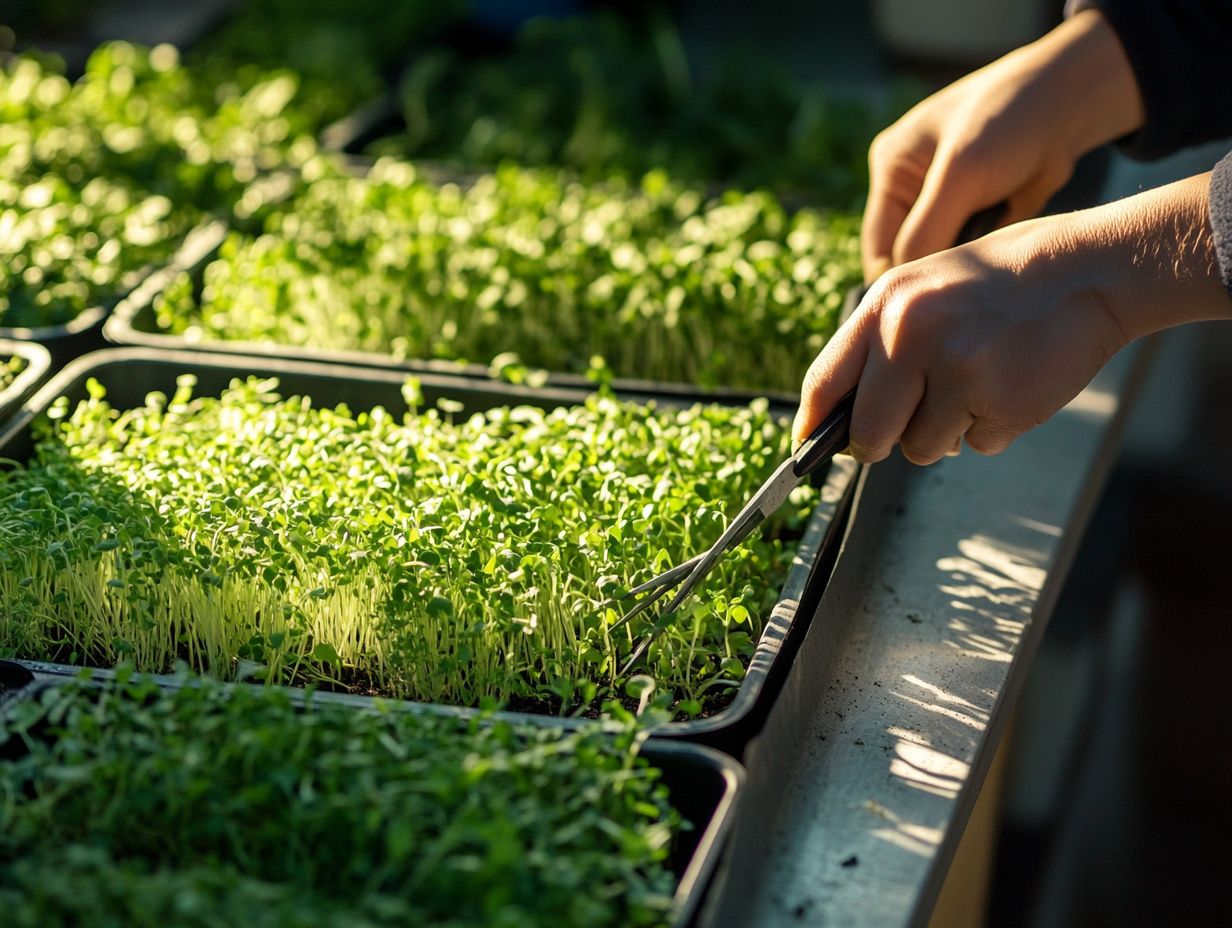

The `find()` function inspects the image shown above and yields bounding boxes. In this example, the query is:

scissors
[608,388,856,674]
[608,201,1010,674]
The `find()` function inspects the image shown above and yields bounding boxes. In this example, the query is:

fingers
[898,383,976,465]
[861,189,911,284]
[964,419,1018,456]
[892,148,989,266]
[847,349,925,463]
[792,308,871,445]
[862,128,933,283]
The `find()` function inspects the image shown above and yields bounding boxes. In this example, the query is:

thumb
[793,307,871,445]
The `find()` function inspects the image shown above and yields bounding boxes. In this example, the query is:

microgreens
[378,12,885,206]
[0,674,682,927]
[0,172,187,328]
[151,159,862,392]
[0,43,309,223]
[0,377,814,716]
[186,0,464,134]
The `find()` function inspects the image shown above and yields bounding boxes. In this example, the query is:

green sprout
[186,0,465,134]
[0,377,814,716]
[379,12,887,206]
[0,675,682,928]
[0,172,188,328]
[0,43,310,223]
[152,159,862,392]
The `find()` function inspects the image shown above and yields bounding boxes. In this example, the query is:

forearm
[795,169,1231,461]
[1013,9,1145,163]
[1048,172,1230,341]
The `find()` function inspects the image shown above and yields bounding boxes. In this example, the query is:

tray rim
[0,669,744,928]
[0,347,859,744]
[0,339,52,421]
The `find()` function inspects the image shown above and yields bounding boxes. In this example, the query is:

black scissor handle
[793,389,856,478]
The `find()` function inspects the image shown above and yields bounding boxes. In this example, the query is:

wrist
[1062,174,1229,343]
[1029,9,1145,161]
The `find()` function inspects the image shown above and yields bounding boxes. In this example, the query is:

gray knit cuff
[1211,152,1232,299]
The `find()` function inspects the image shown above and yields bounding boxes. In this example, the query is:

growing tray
[0,301,109,367]
[0,216,231,367]
[0,348,858,751]
[0,339,51,423]
[0,674,742,928]
[102,219,803,407]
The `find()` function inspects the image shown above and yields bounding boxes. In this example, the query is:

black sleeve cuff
[1067,0,1232,160]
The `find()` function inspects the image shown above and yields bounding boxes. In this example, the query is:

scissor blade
[615,458,804,674]
[658,456,802,607]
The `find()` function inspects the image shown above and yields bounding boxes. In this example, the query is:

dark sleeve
[1066,0,1232,160]
[1212,152,1232,298]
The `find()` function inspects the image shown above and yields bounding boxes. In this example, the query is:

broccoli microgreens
[0,673,682,928]
[152,159,862,392]
[0,377,815,716]
[0,43,310,223]
[0,173,187,329]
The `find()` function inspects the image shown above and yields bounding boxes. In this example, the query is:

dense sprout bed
[0,676,681,928]
[380,13,882,206]
[187,0,462,133]
[0,173,186,329]
[0,377,815,714]
[0,43,305,216]
[151,160,861,392]
[0,43,311,327]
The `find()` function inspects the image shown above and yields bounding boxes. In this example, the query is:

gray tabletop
[701,339,1152,927]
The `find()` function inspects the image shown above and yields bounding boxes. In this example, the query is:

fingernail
[945,439,962,457]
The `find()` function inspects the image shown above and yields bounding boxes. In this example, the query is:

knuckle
[847,421,890,463]
[879,287,947,360]
[964,426,1010,456]
[868,128,899,169]
[899,440,942,466]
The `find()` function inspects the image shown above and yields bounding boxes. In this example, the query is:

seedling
[0,674,682,927]
[152,160,862,392]
[0,353,27,392]
[0,377,815,716]
[0,173,187,328]
[379,12,886,205]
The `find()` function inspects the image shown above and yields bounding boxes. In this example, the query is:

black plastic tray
[0,301,109,368]
[0,221,220,368]
[0,348,857,751]
[0,339,51,423]
[0,672,742,928]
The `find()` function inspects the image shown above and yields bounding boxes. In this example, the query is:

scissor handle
[793,389,856,478]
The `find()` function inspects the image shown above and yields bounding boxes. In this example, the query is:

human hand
[796,173,1228,463]
[862,8,1144,281]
